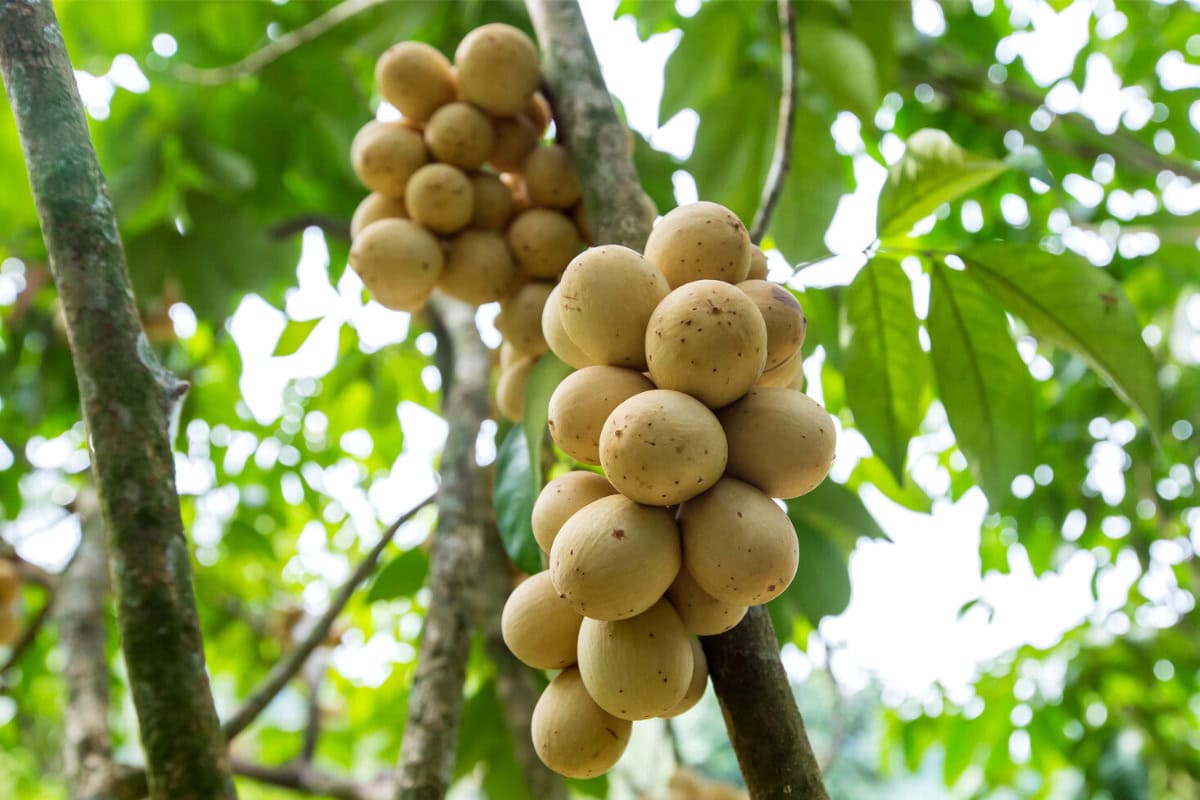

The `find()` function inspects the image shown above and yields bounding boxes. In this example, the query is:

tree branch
[526,0,653,251]
[222,495,434,741]
[749,0,797,245]
[268,214,352,242]
[57,489,116,800]
[393,294,491,800]
[300,647,330,763]
[172,0,388,86]
[230,757,380,800]
[702,608,829,800]
[0,4,233,795]
[525,2,829,797]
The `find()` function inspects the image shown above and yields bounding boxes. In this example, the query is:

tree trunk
[0,2,234,797]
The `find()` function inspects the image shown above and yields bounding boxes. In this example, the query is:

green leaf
[848,456,932,513]
[942,715,977,784]
[566,775,609,799]
[961,244,1161,433]
[795,23,880,121]
[787,479,888,553]
[271,317,322,357]
[494,425,542,575]
[876,129,1010,237]
[522,353,573,488]
[927,263,1034,507]
[768,104,846,263]
[844,257,927,479]
[367,547,429,603]
[788,524,852,623]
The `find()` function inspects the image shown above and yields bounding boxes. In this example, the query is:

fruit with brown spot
[468,172,513,230]
[541,284,593,369]
[375,42,457,122]
[438,229,516,305]
[348,219,443,311]
[405,163,474,234]
[350,121,428,198]
[662,636,708,717]
[643,201,752,287]
[454,23,541,116]
[424,101,494,170]
[737,280,807,370]
[501,571,583,669]
[506,208,582,279]
[350,193,407,239]
[666,566,747,635]
[523,145,582,210]
[532,667,631,778]
[718,387,836,499]
[548,366,655,465]
[531,471,616,552]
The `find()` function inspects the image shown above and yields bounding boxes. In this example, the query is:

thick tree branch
[173,0,387,86]
[526,0,652,251]
[477,521,567,800]
[57,489,116,800]
[393,294,491,800]
[702,608,829,800]
[222,495,434,741]
[750,0,797,245]
[0,4,233,796]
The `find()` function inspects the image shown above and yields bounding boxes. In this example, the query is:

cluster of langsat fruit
[346,22,588,393]
[0,560,20,647]
[501,200,838,779]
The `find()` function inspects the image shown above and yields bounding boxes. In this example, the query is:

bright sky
[6,0,1200,740]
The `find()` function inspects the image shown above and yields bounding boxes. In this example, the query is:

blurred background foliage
[0,0,1198,798]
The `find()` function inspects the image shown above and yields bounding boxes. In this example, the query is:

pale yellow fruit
[532,668,631,779]
[438,229,516,305]
[666,566,747,636]
[488,114,539,173]
[754,349,803,389]
[496,356,536,422]
[468,172,514,231]
[405,163,474,234]
[525,91,552,134]
[736,280,806,370]
[351,193,407,239]
[662,637,708,717]
[506,209,582,279]
[0,560,18,605]
[523,145,581,210]
[644,201,752,287]
[645,280,768,409]
[375,41,457,122]
[541,284,593,370]
[548,366,654,465]
[747,244,769,280]
[349,219,443,310]
[599,390,727,506]
[499,341,522,372]
[577,599,694,720]
[0,605,17,647]
[717,388,836,499]
[531,471,616,553]
[678,478,799,605]
[497,281,553,356]
[550,494,680,620]
[455,23,541,116]
[572,202,591,243]
[558,245,670,369]
[424,101,494,170]
[350,121,428,198]
[501,571,583,669]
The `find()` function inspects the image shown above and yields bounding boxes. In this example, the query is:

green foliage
[493,425,542,576]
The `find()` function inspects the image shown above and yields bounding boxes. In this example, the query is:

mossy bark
[0,2,233,797]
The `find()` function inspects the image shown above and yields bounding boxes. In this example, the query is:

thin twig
[172,0,388,86]
[268,214,352,242]
[0,586,55,685]
[665,718,686,767]
[300,647,330,763]
[750,0,798,245]
[230,757,376,800]
[221,495,435,740]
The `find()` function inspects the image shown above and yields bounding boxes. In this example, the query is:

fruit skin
[754,348,803,389]
[662,637,708,717]
[523,145,582,210]
[558,245,670,370]
[506,208,582,279]
[349,218,443,311]
[468,171,513,230]
[645,279,768,409]
[643,201,752,288]
[548,366,654,465]
[531,471,616,553]
[599,389,728,506]
[375,41,457,122]
[532,667,631,779]
[717,387,836,499]
[0,560,18,605]
[424,101,495,170]
[549,494,680,621]
[577,599,694,720]
[488,114,539,173]
[454,23,541,116]
[350,121,428,198]
[350,193,407,239]
[438,229,516,305]
[499,340,523,373]
[501,571,583,669]
[405,163,474,234]
[524,91,553,134]
[678,477,799,605]
[747,244,769,280]
[496,355,535,422]
[541,284,593,370]
[496,281,554,356]
[666,566,747,635]
[736,280,807,370]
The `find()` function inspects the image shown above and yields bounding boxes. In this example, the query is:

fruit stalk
[0,2,235,797]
